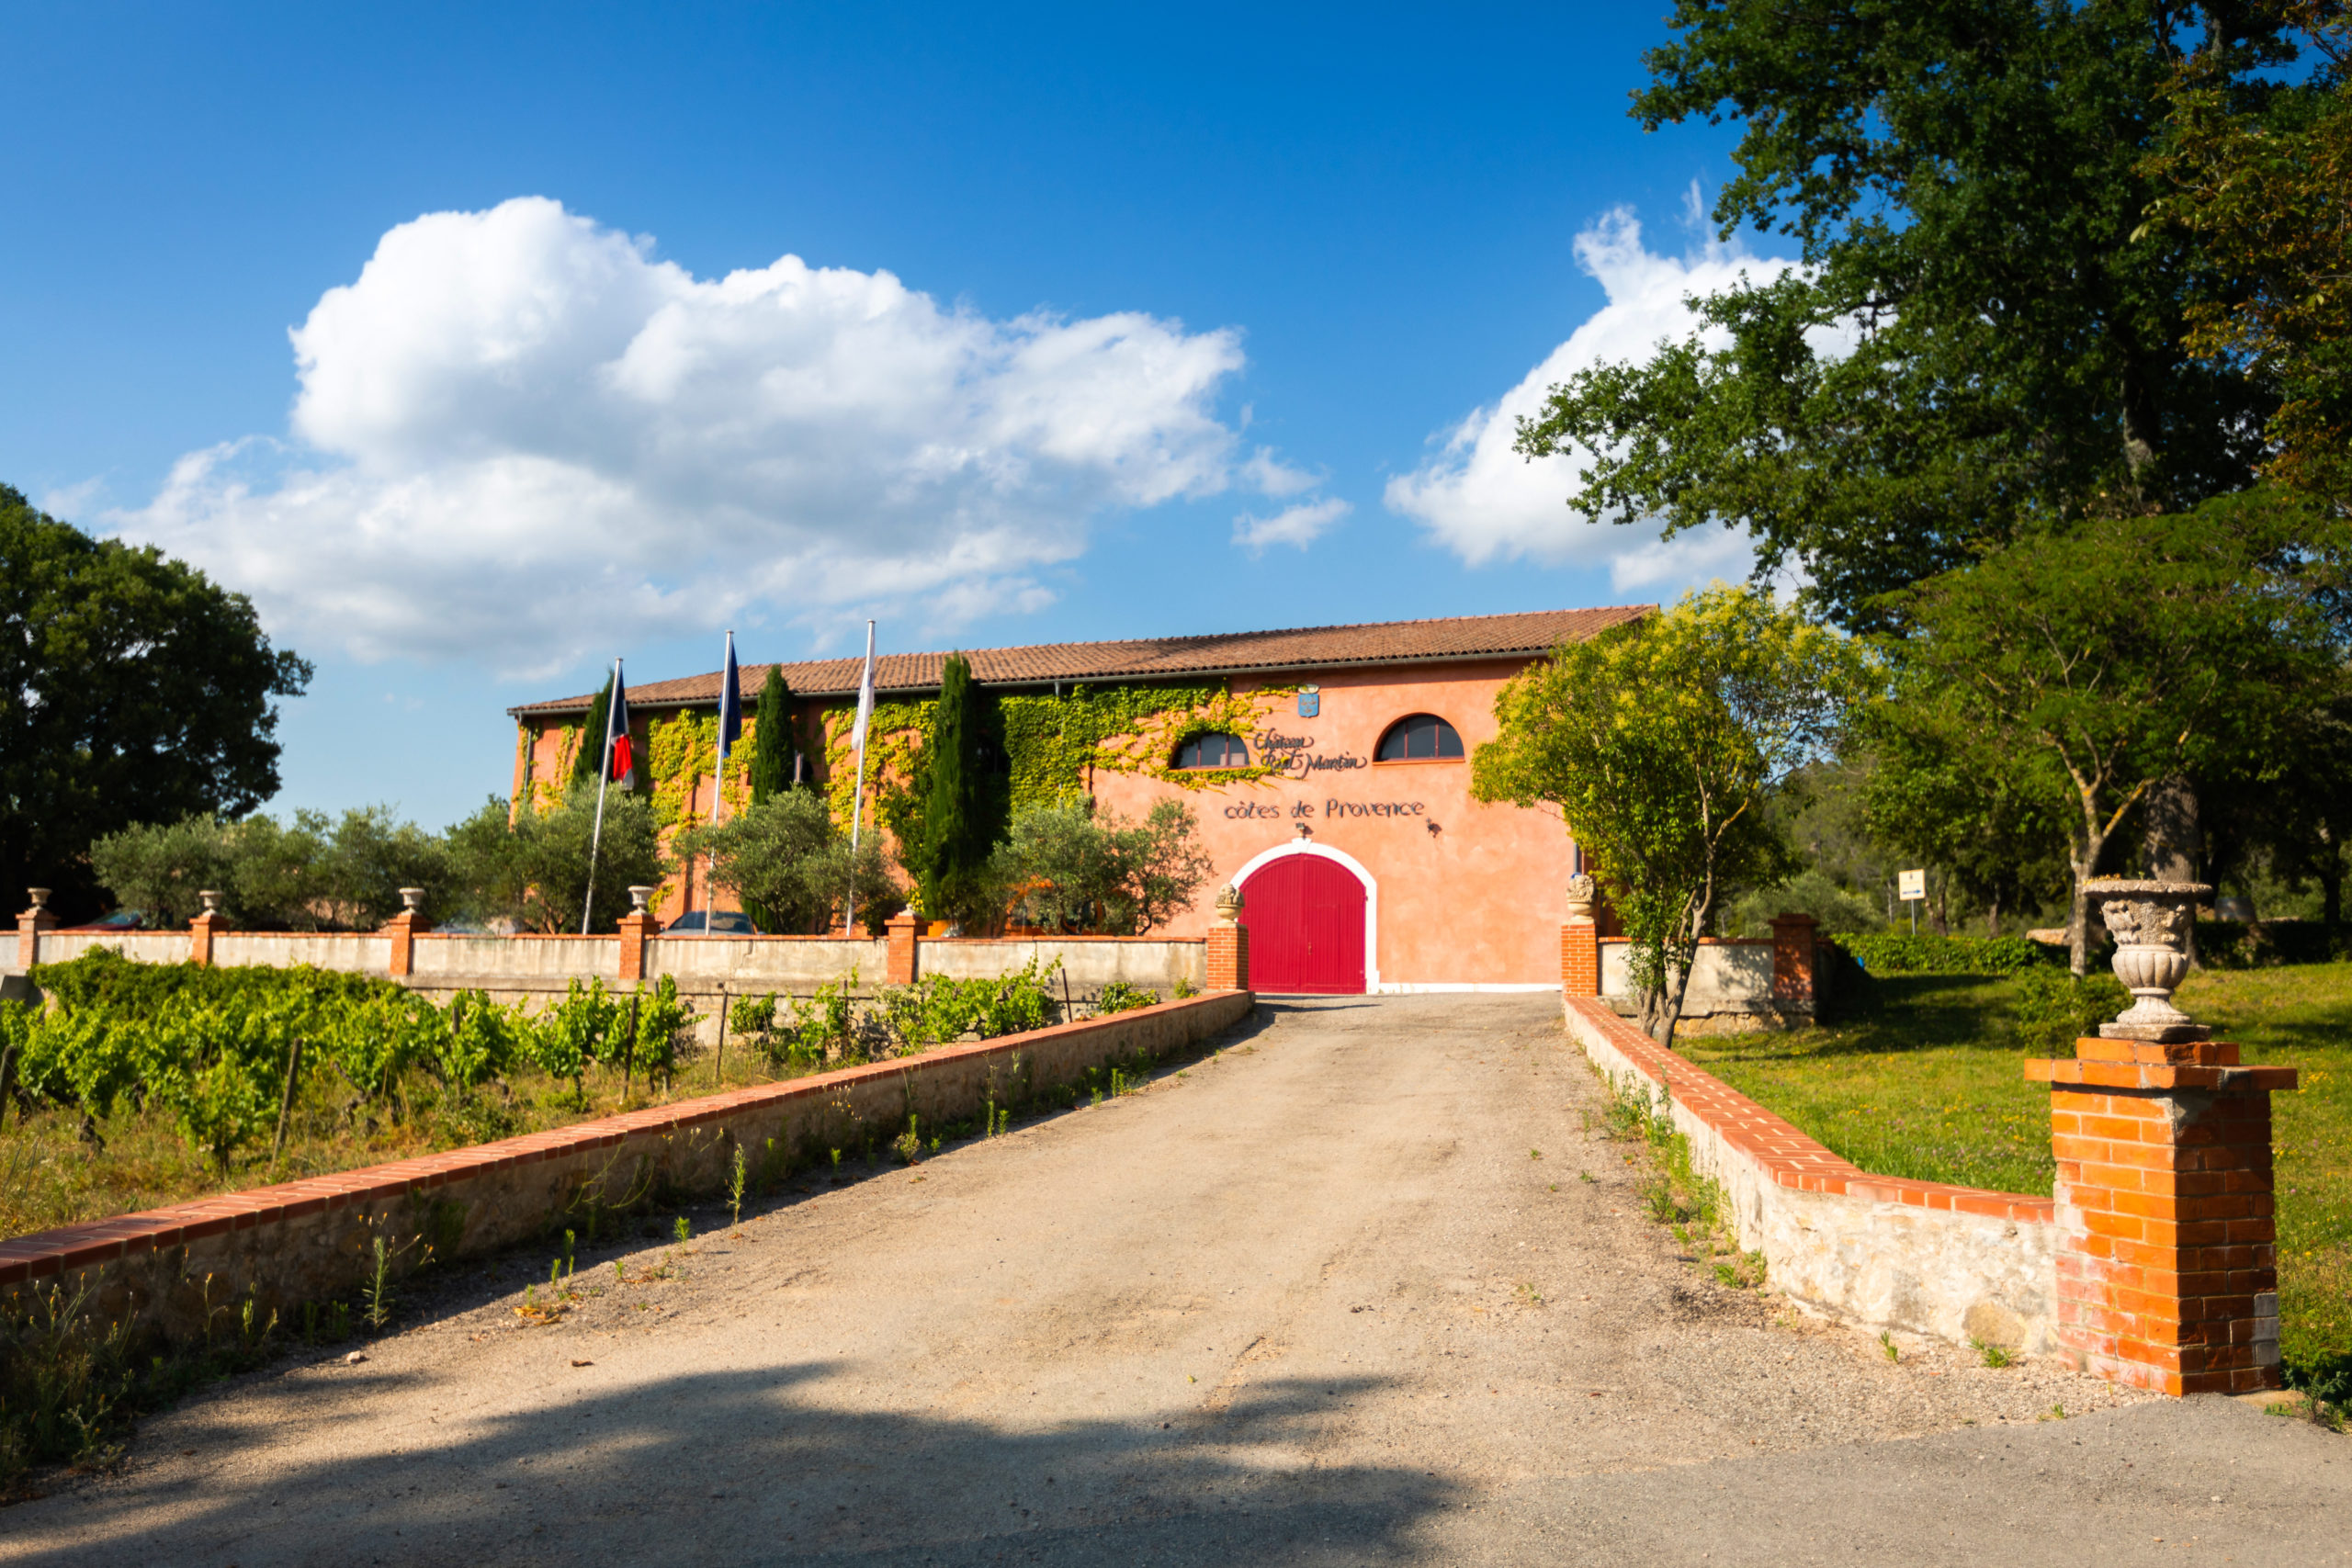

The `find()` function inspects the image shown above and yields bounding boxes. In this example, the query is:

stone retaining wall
[8,925,1202,1004]
[0,990,1255,1346]
[1564,996,2062,1355]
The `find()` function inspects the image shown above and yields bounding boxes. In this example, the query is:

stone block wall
[1596,938,1808,1031]
[0,991,1256,1347]
[1565,997,2062,1355]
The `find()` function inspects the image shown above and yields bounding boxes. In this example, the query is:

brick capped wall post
[1561,873,1600,997]
[1206,884,1250,991]
[1769,912,1818,1011]
[617,886,658,984]
[188,891,224,967]
[383,887,425,979]
[885,908,921,987]
[17,888,56,971]
[2027,1037,2299,1394]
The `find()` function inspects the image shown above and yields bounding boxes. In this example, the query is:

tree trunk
[2067,841,2103,978]
[1985,895,2003,940]
[2143,773,2203,965]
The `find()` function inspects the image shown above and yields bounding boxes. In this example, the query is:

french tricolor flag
[605,666,636,787]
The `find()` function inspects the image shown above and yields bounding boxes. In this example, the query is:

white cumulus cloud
[109,197,1320,675]
[1232,496,1350,557]
[1385,197,1798,590]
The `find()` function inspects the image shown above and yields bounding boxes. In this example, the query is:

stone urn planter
[1565,873,1598,922]
[2086,878,2211,1043]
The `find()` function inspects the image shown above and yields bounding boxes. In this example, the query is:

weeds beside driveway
[3,996,2342,1568]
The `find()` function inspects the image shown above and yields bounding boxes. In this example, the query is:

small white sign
[1898,869,1927,902]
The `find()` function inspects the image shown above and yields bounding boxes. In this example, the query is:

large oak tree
[2,486,311,921]
[1518,0,2313,626]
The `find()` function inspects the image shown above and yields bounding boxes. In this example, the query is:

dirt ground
[3,994,2345,1566]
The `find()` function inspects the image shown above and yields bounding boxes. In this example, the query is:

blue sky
[2,4,1788,829]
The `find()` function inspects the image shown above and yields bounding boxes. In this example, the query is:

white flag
[849,620,876,783]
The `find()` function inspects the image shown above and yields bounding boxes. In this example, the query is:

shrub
[874,958,1066,1054]
[1839,931,2049,976]
[28,945,403,1022]
[1093,980,1160,1015]
[2010,965,2132,1054]
[1811,938,1882,1024]
[989,799,1214,934]
[2195,919,2343,969]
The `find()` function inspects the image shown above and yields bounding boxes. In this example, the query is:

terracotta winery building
[505,608,1645,993]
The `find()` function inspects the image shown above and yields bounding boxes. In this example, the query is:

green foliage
[0,485,312,923]
[2197,919,2347,969]
[1726,868,1883,938]
[741,667,799,931]
[2145,1,2352,508]
[628,975,694,1081]
[1474,586,1868,1043]
[918,654,998,924]
[28,945,406,1021]
[90,806,457,931]
[431,990,519,1091]
[1517,4,2311,626]
[838,680,1283,842]
[874,958,1067,1053]
[0,1273,281,1487]
[989,797,1215,934]
[1093,980,1160,1015]
[572,671,616,786]
[1880,501,2348,973]
[676,789,901,934]
[749,667,798,804]
[444,781,671,933]
[528,978,616,1084]
[2009,966,2132,1055]
[1839,932,2050,977]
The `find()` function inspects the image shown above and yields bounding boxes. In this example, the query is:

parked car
[662,910,759,935]
[59,909,146,932]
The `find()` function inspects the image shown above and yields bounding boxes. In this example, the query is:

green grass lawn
[1679,964,2352,1381]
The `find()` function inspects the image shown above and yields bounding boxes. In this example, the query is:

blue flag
[715,630,742,774]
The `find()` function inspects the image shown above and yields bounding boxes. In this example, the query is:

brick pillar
[1769,912,1819,1009]
[17,889,56,970]
[188,894,223,966]
[884,908,921,987]
[383,887,426,978]
[383,913,419,978]
[1206,921,1249,991]
[1560,920,1600,997]
[2028,1038,2300,1394]
[617,886,657,984]
[1206,883,1250,991]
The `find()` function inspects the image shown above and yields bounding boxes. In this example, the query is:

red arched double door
[1238,853,1366,994]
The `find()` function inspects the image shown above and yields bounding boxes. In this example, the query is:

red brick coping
[1565,996,2053,1224]
[0,991,1253,1291]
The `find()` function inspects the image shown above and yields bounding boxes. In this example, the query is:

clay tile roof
[505,605,1652,718]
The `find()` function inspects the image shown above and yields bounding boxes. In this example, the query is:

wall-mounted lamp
[1295,821,1313,839]
[1426,820,1442,837]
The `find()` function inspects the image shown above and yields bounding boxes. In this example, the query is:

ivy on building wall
[820,681,1295,835]
[644,709,752,831]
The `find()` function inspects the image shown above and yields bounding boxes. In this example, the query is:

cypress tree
[921,654,989,924]
[571,672,615,788]
[748,667,795,802]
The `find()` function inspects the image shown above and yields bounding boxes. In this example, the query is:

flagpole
[844,619,876,934]
[582,657,621,936]
[707,630,736,919]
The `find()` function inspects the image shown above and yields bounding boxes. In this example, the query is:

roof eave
[502,643,1597,722]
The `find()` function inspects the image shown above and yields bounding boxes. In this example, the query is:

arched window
[1376,713,1464,761]
[1175,732,1250,769]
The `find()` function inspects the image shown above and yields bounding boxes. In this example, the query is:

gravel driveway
[4,994,2344,1566]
